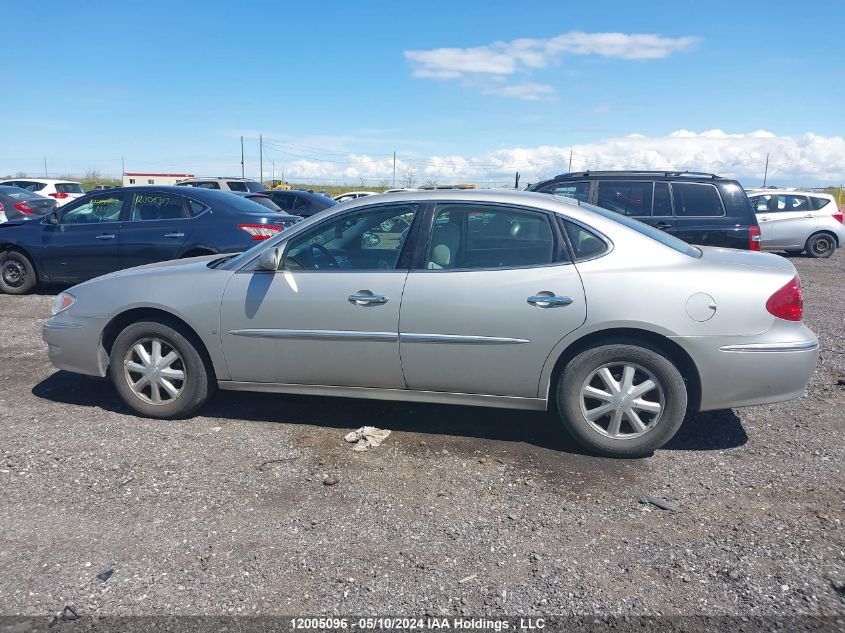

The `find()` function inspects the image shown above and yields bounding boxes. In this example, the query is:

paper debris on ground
[344,426,391,452]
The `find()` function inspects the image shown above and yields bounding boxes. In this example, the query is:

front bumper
[42,316,108,377]
[674,322,819,411]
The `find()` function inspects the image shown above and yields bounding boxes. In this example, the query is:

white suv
[746,189,844,258]
[175,177,264,192]
[0,178,85,207]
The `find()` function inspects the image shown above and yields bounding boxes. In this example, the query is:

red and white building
[122,172,195,187]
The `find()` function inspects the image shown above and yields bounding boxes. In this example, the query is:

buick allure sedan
[42,190,818,457]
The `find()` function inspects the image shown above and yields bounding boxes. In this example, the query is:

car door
[119,191,192,269]
[398,202,587,399]
[219,202,421,387]
[750,194,776,243]
[768,195,818,248]
[39,191,128,280]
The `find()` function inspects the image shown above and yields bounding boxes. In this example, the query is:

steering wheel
[309,243,340,269]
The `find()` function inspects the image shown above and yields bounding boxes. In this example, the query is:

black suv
[529,171,760,250]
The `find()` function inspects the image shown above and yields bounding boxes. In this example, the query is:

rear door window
[777,195,809,211]
[129,192,189,221]
[671,183,725,217]
[542,181,590,202]
[424,204,557,270]
[226,181,248,192]
[596,181,653,217]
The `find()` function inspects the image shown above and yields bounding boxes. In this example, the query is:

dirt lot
[0,252,843,619]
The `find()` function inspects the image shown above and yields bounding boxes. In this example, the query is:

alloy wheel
[123,338,186,405]
[579,362,665,439]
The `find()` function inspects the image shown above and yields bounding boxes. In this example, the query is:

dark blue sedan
[0,186,301,294]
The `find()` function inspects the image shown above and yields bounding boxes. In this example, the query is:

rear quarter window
[810,196,831,210]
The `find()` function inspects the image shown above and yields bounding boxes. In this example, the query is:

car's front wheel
[805,233,836,258]
[109,319,213,418]
[557,343,687,457]
[0,249,37,294]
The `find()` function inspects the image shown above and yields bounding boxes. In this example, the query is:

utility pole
[240,136,245,178]
[568,150,573,173]
[514,172,520,189]
[392,151,396,188]
[43,157,48,177]
[259,134,263,184]
[121,156,125,176]
[762,153,769,187]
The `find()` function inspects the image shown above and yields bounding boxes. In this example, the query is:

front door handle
[348,291,388,306]
[655,221,672,230]
[758,217,771,222]
[527,293,573,308]
[95,233,116,240]
[164,232,185,238]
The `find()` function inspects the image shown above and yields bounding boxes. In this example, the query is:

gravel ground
[0,251,843,620]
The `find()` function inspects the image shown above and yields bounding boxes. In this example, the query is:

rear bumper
[42,316,108,377]
[674,323,819,411]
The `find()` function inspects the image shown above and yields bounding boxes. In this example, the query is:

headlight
[51,292,76,316]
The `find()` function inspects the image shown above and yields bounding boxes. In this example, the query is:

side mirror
[46,212,59,225]
[256,246,281,271]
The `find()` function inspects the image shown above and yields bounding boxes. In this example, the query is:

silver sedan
[42,190,818,457]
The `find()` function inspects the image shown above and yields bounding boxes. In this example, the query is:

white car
[746,189,844,258]
[0,178,85,207]
[333,191,378,203]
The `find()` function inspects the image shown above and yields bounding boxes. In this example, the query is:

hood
[74,253,229,287]
[697,246,797,275]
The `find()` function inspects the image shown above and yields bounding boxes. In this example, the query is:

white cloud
[280,130,845,187]
[482,82,555,101]
[404,31,699,97]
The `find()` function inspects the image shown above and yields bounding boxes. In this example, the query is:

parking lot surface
[1,252,843,617]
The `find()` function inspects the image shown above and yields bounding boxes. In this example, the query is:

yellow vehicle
[266,179,292,190]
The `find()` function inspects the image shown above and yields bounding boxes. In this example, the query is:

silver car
[42,190,818,457]
[747,189,845,258]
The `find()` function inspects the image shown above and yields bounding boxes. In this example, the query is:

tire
[109,319,214,419]
[804,233,836,259]
[557,343,687,458]
[0,249,37,295]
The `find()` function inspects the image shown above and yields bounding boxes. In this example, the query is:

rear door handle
[348,292,388,306]
[654,221,672,230]
[164,232,185,238]
[95,234,116,240]
[803,214,815,218]
[527,294,573,308]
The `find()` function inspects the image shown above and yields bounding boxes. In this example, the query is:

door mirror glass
[256,247,281,271]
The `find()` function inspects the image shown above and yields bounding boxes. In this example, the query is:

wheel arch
[100,307,218,381]
[544,327,702,414]
[807,229,839,247]
[0,242,43,281]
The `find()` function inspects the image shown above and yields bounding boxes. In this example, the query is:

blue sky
[2,0,844,185]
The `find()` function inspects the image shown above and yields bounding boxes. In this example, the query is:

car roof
[178,177,258,182]
[338,188,583,212]
[0,178,80,184]
[746,188,835,198]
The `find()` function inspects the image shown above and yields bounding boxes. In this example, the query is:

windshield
[580,201,702,258]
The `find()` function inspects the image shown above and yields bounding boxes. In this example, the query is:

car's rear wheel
[109,320,213,418]
[0,249,37,294]
[557,343,687,457]
[805,233,835,258]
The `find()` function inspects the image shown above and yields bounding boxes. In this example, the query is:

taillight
[49,192,69,199]
[834,208,844,224]
[14,202,33,214]
[766,275,803,322]
[238,223,282,240]
[748,225,761,251]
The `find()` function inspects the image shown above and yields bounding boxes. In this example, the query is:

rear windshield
[225,193,279,215]
[580,202,702,258]
[56,182,84,194]
[247,196,282,212]
[243,181,265,192]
